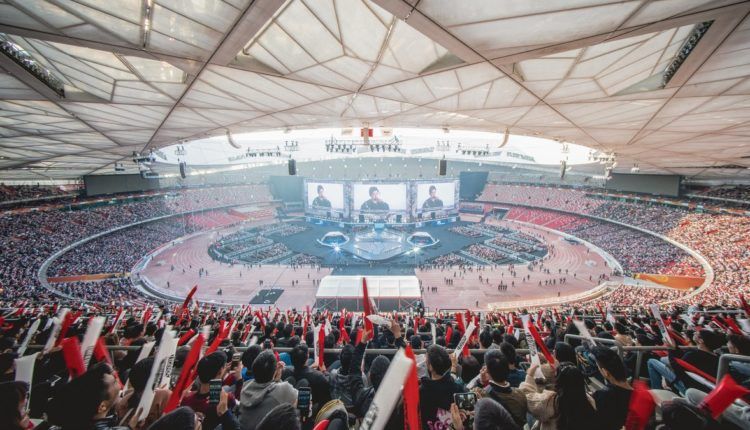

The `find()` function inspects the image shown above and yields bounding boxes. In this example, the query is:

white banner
[17,319,40,357]
[137,329,178,420]
[359,349,413,430]
[43,308,69,352]
[649,304,675,347]
[15,353,39,411]
[366,314,392,327]
[80,317,105,369]
[135,341,156,365]
[572,319,596,347]
[453,322,476,354]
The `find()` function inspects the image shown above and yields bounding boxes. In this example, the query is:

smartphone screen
[453,392,477,411]
[297,387,311,414]
[208,379,222,405]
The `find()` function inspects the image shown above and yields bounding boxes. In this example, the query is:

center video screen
[306,182,344,211]
[353,183,407,212]
[417,181,456,212]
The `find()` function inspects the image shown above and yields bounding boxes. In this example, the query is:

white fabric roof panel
[0,0,749,179]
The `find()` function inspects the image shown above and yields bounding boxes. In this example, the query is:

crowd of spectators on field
[465,244,512,264]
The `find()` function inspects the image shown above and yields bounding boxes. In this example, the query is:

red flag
[403,345,421,430]
[317,325,326,367]
[445,325,453,347]
[740,294,750,317]
[164,334,205,413]
[338,316,350,345]
[55,311,79,347]
[175,285,198,326]
[177,329,196,346]
[700,375,750,419]
[93,337,111,364]
[455,312,465,334]
[108,307,124,334]
[724,317,743,335]
[205,321,229,356]
[141,307,152,325]
[527,320,555,367]
[625,380,655,430]
[673,358,716,384]
[362,277,374,333]
[61,337,86,379]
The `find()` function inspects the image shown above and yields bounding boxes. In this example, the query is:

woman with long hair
[519,362,596,430]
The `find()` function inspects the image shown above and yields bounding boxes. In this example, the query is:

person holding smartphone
[239,351,297,430]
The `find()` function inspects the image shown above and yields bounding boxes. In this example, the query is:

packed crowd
[0,184,272,302]
[692,185,750,201]
[584,285,689,308]
[0,297,749,430]
[449,226,485,238]
[0,184,73,202]
[51,278,146,304]
[49,219,200,276]
[479,184,750,307]
[465,244,513,264]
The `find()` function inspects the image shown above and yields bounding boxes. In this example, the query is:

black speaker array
[179,161,187,179]
[438,158,447,176]
[288,159,296,175]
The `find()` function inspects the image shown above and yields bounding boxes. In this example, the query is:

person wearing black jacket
[420,344,464,429]
[288,345,331,413]
[648,329,722,393]
[347,326,404,429]
[591,346,633,430]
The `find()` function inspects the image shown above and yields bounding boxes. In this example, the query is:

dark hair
[317,185,324,193]
[591,346,627,381]
[554,342,576,364]
[729,334,750,355]
[368,186,379,196]
[698,329,725,351]
[429,185,437,193]
[614,322,628,335]
[491,329,504,346]
[252,351,278,384]
[126,358,154,409]
[48,363,115,428]
[426,344,451,376]
[460,355,481,383]
[290,344,309,369]
[410,335,423,350]
[479,330,493,348]
[554,364,595,430]
[256,403,301,430]
[499,342,517,367]
[484,349,509,383]
[0,381,28,430]
[339,344,354,374]
[197,352,226,384]
[242,344,262,370]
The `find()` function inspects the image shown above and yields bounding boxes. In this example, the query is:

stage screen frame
[352,182,407,212]
[415,180,458,213]
[305,181,345,211]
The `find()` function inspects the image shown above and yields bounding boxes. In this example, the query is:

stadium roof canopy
[1,0,750,180]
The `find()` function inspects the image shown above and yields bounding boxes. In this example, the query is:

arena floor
[138,218,620,311]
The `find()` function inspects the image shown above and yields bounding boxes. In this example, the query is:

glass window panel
[151,4,222,49]
[0,4,47,30]
[72,0,141,23]
[291,64,359,90]
[158,0,240,32]
[123,56,185,82]
[458,82,492,110]
[302,0,340,39]
[484,78,522,108]
[113,82,173,103]
[257,24,317,72]
[365,64,414,88]
[277,0,342,63]
[18,0,84,28]
[449,3,639,52]
[387,22,445,73]
[455,63,502,89]
[418,0,622,27]
[148,30,210,59]
[422,70,462,99]
[334,0,386,62]
[62,2,141,44]
[518,58,574,81]
[246,44,291,75]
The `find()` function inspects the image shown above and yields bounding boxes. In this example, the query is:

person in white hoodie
[239,351,297,430]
